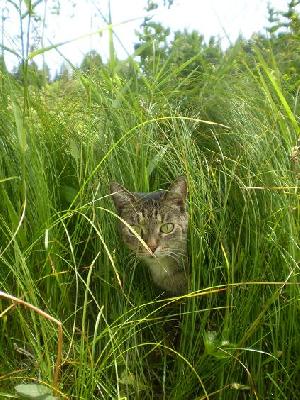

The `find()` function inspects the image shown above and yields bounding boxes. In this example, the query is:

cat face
[110,177,188,260]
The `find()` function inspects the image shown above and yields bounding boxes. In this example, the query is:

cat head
[110,177,188,259]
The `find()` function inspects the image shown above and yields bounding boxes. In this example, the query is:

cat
[110,177,188,295]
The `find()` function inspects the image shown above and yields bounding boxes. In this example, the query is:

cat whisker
[166,250,186,259]
[168,254,183,263]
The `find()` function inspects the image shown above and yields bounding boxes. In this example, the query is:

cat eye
[160,223,175,234]
[129,225,142,236]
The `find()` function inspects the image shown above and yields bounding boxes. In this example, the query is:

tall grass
[0,19,299,400]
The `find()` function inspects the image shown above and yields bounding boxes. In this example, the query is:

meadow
[0,4,300,399]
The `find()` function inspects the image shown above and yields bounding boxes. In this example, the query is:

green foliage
[0,1,300,399]
[265,1,300,93]
[135,20,170,68]
[169,30,222,72]
[13,61,49,87]
[80,50,103,75]
[267,0,300,35]
[0,55,8,73]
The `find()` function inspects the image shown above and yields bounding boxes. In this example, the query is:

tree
[53,63,70,82]
[80,50,103,75]
[266,0,300,92]
[135,20,170,68]
[13,60,49,87]
[169,30,204,70]
[167,30,222,80]
[267,0,300,36]
[134,1,173,70]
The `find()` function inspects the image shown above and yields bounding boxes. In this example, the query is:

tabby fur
[110,177,188,294]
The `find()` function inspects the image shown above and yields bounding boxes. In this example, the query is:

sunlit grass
[0,31,299,400]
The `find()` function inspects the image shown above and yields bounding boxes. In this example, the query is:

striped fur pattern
[110,177,188,294]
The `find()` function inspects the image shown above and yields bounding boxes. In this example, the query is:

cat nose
[147,242,157,253]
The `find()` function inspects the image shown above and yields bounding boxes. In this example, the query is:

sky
[1,0,291,74]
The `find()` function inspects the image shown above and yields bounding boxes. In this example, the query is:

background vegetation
[0,0,299,399]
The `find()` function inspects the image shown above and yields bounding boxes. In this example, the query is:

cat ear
[162,176,187,208]
[110,182,136,210]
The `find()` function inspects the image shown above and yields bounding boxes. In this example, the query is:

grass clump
[0,6,299,399]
